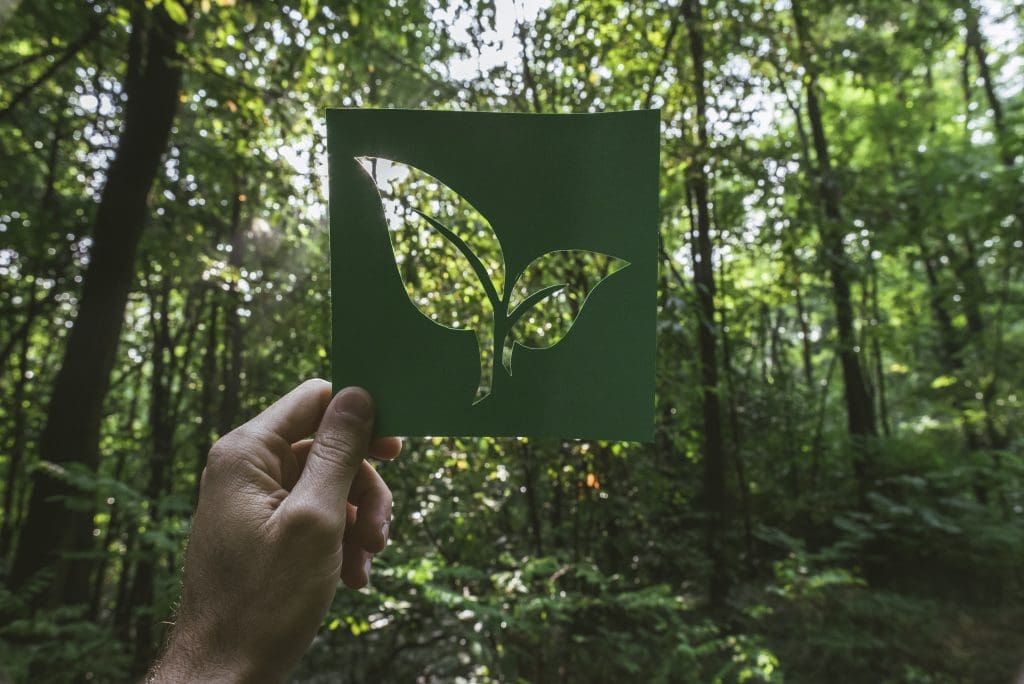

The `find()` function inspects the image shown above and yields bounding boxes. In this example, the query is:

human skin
[148,380,402,683]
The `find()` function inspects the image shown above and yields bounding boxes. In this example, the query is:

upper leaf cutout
[357,156,630,404]
[357,157,504,296]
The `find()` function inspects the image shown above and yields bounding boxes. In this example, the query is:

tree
[790,0,877,488]
[681,0,730,607]
[10,5,185,606]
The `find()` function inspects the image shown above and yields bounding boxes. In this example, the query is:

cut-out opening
[358,156,502,402]
[357,156,630,404]
[503,250,630,373]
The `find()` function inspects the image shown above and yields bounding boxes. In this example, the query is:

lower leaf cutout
[357,156,630,404]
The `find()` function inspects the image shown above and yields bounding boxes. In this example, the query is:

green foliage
[0,0,1022,682]
[0,574,129,682]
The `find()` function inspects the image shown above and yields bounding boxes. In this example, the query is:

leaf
[930,375,957,389]
[162,0,188,24]
[357,156,504,401]
[503,250,629,371]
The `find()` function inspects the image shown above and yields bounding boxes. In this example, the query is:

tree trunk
[194,293,219,505]
[918,244,994,502]
[792,0,877,490]
[963,4,1009,162]
[9,7,183,606]
[88,385,140,621]
[682,0,729,607]
[519,442,545,557]
[869,268,891,436]
[129,283,178,673]
[717,261,754,574]
[112,524,138,642]
[216,187,246,436]
[794,279,814,388]
[0,318,32,558]
[2,115,65,559]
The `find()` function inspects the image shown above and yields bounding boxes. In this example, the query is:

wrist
[150,624,282,684]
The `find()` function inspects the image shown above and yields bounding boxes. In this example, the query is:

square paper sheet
[328,109,658,440]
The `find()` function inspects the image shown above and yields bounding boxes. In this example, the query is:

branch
[0,43,62,77]
[659,230,688,293]
[643,11,681,109]
[515,20,544,113]
[0,21,103,122]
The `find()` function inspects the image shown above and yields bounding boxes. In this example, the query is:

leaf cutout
[357,156,504,402]
[503,250,630,372]
[357,157,504,296]
[358,157,632,404]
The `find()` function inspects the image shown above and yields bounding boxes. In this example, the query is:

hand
[149,380,402,683]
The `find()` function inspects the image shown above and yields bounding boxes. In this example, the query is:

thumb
[288,386,375,525]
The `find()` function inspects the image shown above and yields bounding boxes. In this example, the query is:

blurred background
[1,0,1022,682]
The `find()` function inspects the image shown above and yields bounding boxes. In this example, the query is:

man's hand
[150,380,402,683]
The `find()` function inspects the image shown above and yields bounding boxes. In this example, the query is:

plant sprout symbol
[357,156,630,404]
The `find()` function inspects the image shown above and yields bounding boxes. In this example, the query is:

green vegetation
[1,0,1022,681]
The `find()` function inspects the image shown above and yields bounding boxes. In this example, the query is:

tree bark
[216,187,246,437]
[682,0,729,607]
[0,318,32,558]
[9,7,183,606]
[963,4,1008,161]
[129,283,178,673]
[717,261,754,574]
[869,268,891,436]
[194,293,219,505]
[794,278,814,388]
[792,0,877,490]
[519,442,545,557]
[88,383,140,621]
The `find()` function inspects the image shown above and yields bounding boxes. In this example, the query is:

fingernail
[334,387,372,423]
[380,520,390,545]
[364,558,372,582]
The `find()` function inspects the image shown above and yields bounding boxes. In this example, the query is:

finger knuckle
[205,436,241,476]
[206,428,265,479]
[314,429,365,469]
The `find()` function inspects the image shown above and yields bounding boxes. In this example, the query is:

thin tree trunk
[717,261,754,574]
[792,0,876,493]
[217,187,245,436]
[112,524,138,642]
[4,114,65,562]
[131,283,192,673]
[794,281,814,388]
[194,293,219,505]
[682,0,729,607]
[918,244,994,502]
[519,443,545,557]
[0,319,32,558]
[959,3,1018,453]
[963,4,1009,163]
[810,353,839,488]
[869,268,891,436]
[88,386,140,621]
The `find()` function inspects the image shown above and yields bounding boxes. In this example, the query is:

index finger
[242,378,332,444]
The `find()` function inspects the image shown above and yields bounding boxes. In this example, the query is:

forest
[0,0,1022,682]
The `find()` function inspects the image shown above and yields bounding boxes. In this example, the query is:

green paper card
[327,109,658,440]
